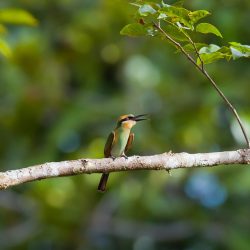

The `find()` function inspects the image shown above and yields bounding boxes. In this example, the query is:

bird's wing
[125,133,134,153]
[104,131,115,157]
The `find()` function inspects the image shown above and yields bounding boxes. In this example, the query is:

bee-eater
[98,114,148,192]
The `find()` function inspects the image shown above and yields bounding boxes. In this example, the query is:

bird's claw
[121,154,128,160]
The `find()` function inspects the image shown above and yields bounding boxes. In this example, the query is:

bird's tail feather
[98,173,109,192]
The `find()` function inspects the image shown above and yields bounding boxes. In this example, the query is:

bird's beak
[134,114,148,122]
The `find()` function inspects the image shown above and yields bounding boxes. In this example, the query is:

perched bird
[98,114,148,192]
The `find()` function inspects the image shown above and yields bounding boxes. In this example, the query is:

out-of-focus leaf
[0,38,11,58]
[196,22,222,37]
[0,8,38,26]
[229,42,250,59]
[139,4,157,16]
[0,24,7,34]
[188,10,210,24]
[120,23,149,37]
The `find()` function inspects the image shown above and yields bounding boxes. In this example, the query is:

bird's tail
[98,173,109,192]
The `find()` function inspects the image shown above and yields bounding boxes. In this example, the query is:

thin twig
[153,22,250,148]
[180,28,204,70]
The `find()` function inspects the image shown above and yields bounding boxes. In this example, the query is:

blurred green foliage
[0,7,37,57]
[0,0,250,249]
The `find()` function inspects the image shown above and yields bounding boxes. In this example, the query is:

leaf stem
[153,22,250,148]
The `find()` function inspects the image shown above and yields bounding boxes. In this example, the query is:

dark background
[0,0,250,249]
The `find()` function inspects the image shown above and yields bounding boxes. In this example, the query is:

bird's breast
[111,128,130,157]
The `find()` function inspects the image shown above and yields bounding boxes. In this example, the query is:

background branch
[1,149,250,190]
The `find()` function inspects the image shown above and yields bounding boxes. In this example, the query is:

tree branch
[1,149,250,190]
[153,22,250,148]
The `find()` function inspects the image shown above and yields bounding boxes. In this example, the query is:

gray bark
[0,149,250,190]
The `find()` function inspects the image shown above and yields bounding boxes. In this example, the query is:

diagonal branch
[153,22,250,148]
[0,149,250,190]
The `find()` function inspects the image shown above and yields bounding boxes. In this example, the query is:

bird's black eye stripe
[120,117,131,123]
[121,118,128,122]
[119,115,135,124]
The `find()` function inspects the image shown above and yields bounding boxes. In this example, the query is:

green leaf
[160,6,190,20]
[196,23,222,38]
[188,10,210,24]
[229,42,250,59]
[229,42,250,50]
[159,6,193,29]
[230,48,250,60]
[162,0,184,7]
[197,44,232,64]
[0,9,38,26]
[217,46,232,61]
[139,4,157,16]
[0,39,11,58]
[163,24,189,42]
[181,43,207,53]
[197,51,225,65]
[120,23,149,37]
[199,44,220,54]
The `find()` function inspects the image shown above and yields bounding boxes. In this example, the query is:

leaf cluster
[120,0,250,65]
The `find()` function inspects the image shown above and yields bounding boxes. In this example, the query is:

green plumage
[111,127,131,157]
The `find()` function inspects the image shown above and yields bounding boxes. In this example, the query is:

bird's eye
[121,117,129,122]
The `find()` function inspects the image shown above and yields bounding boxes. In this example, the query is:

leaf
[0,9,38,26]
[120,23,149,37]
[217,46,232,61]
[160,6,190,21]
[139,4,157,16]
[159,6,193,29]
[197,51,225,65]
[181,43,207,53]
[229,42,250,59]
[188,10,210,24]
[163,24,189,42]
[229,42,250,51]
[0,39,12,58]
[199,44,220,54]
[196,23,222,38]
[197,44,232,64]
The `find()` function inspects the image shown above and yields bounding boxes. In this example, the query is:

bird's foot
[110,156,116,161]
[121,154,128,160]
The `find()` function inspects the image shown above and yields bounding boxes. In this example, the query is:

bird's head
[117,114,148,129]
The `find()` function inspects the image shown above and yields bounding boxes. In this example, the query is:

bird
[98,114,148,192]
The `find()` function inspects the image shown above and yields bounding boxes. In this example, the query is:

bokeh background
[1,0,250,249]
